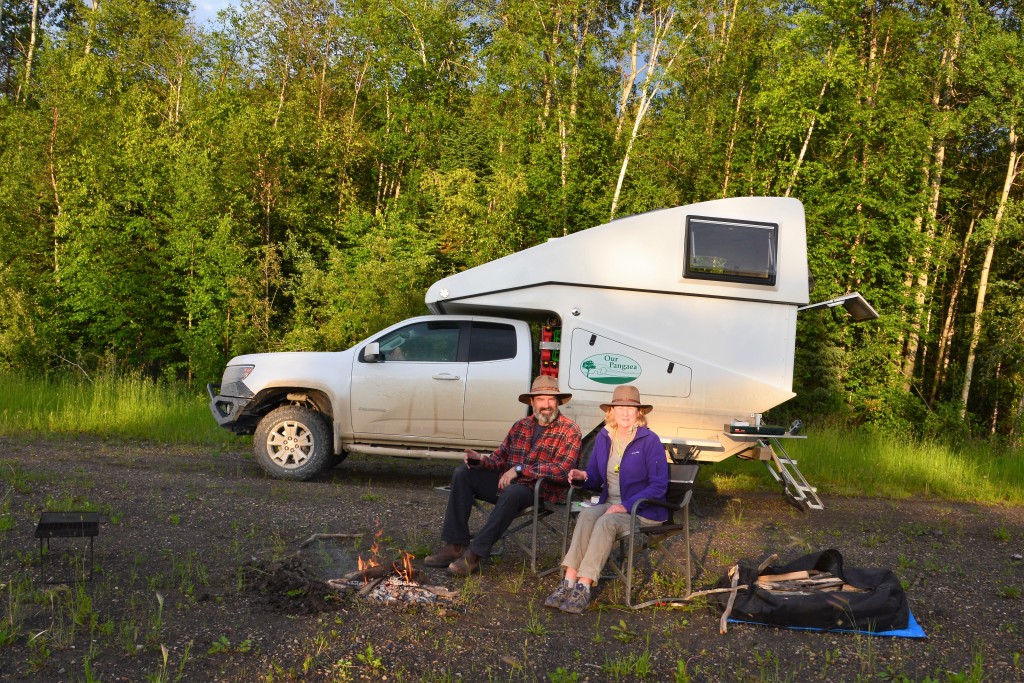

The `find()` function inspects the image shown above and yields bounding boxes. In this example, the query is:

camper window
[684,216,777,286]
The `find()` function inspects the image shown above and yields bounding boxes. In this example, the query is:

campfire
[306,529,458,605]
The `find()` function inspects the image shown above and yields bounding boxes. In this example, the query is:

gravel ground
[0,436,1022,682]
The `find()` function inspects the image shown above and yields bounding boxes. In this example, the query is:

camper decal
[580,354,642,385]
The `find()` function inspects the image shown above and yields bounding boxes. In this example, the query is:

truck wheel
[253,405,332,481]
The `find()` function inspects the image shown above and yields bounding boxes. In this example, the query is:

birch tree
[957,12,1024,418]
[901,4,965,392]
[609,0,711,220]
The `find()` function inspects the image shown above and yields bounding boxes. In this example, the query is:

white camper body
[426,196,809,463]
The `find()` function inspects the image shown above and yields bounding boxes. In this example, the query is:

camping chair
[435,477,570,576]
[483,478,569,576]
[607,462,700,608]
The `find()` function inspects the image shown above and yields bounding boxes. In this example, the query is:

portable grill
[34,511,100,582]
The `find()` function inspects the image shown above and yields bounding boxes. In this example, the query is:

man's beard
[534,407,558,426]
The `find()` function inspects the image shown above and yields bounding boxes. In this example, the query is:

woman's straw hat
[599,385,653,414]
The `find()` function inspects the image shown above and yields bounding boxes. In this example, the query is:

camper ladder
[764,438,823,510]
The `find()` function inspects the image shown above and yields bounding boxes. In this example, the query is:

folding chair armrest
[629,490,693,515]
[532,475,579,508]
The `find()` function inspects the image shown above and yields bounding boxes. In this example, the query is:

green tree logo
[579,354,642,385]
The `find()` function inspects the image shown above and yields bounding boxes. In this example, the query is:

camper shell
[427,196,814,464]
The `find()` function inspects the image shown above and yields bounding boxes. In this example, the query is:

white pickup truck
[208,197,876,502]
[208,315,539,479]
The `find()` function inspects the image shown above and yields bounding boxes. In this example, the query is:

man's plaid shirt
[477,412,581,503]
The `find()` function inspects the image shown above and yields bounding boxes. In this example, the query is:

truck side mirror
[363,342,383,362]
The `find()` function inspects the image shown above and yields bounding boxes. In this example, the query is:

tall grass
[0,371,240,446]
[709,427,1024,505]
[2,371,1022,503]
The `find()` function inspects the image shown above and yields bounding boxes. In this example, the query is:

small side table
[34,511,100,582]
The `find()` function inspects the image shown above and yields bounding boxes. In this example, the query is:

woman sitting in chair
[544,385,668,613]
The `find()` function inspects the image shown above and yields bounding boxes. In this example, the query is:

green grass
[0,371,240,446]
[708,427,1024,505]
[2,371,1022,504]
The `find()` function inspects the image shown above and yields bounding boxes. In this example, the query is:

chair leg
[684,505,691,598]
[622,506,693,609]
[530,500,539,574]
[625,527,638,608]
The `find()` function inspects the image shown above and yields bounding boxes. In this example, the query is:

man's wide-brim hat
[518,375,573,405]
[599,385,653,414]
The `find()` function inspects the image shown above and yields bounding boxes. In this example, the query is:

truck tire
[253,405,333,481]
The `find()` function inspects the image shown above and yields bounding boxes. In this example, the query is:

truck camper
[209,196,876,508]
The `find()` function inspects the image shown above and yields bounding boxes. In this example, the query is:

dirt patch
[242,557,343,615]
[0,436,1022,681]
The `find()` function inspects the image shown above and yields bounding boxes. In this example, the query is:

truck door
[350,320,467,438]
[463,321,529,441]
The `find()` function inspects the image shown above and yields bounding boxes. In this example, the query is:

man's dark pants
[441,465,535,558]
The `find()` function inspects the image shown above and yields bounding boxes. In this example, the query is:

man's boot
[423,543,465,568]
[448,550,482,577]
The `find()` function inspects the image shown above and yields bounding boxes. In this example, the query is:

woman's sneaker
[559,582,591,614]
[543,579,575,609]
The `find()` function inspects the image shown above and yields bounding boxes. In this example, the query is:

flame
[356,555,380,572]
[356,529,384,575]
[395,551,415,582]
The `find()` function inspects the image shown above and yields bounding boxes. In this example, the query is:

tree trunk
[84,0,98,55]
[1012,387,1024,448]
[273,55,291,129]
[558,7,588,226]
[16,0,40,102]
[990,359,1001,435]
[610,2,696,220]
[720,81,743,197]
[960,125,1020,418]
[784,76,828,198]
[49,107,61,278]
[930,213,975,404]
[902,18,962,391]
[614,1,644,143]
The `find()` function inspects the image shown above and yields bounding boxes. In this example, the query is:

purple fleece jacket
[585,425,669,522]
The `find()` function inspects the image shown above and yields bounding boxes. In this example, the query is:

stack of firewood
[754,569,864,595]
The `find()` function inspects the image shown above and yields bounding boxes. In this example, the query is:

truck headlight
[223,364,254,384]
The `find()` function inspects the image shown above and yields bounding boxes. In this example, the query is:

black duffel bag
[713,548,910,632]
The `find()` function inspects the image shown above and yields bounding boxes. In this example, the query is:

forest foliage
[2,0,1023,443]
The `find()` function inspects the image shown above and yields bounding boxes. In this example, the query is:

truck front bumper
[207,383,253,429]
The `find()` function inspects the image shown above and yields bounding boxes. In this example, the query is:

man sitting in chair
[425,375,581,576]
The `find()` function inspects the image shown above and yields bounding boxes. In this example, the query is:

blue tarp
[728,608,927,639]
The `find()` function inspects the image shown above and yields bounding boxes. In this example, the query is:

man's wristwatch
[515,465,523,477]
